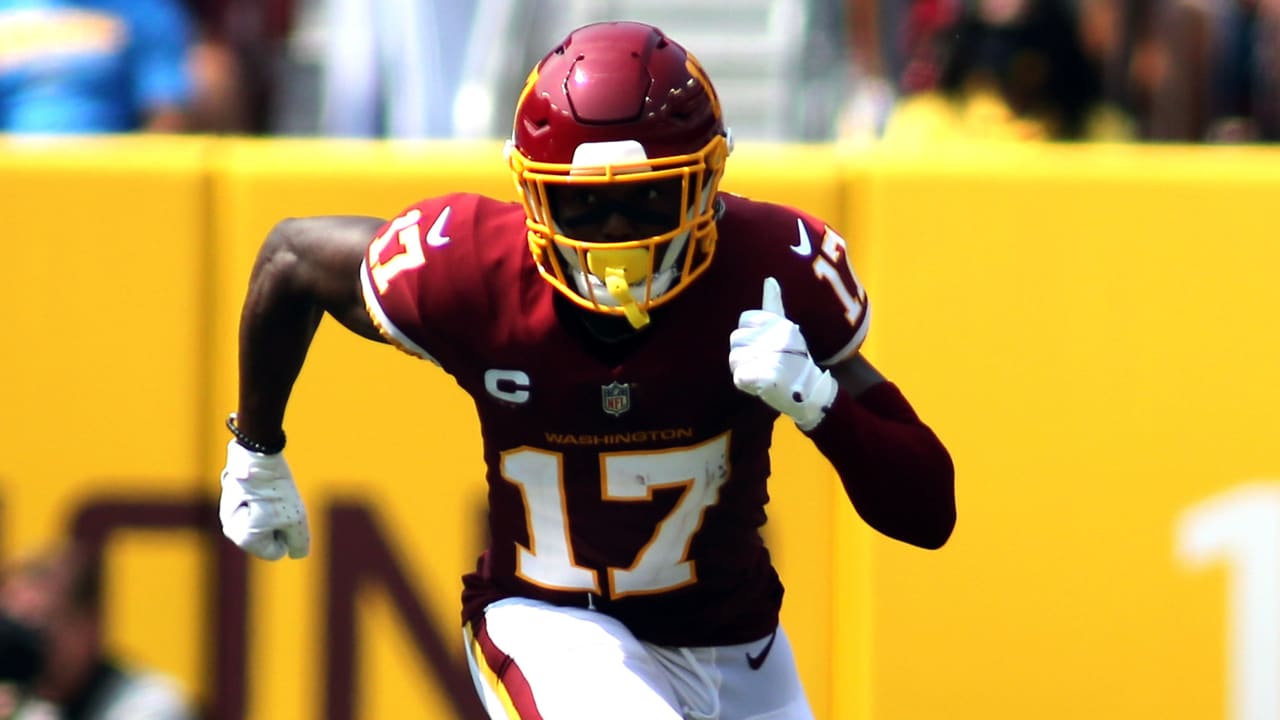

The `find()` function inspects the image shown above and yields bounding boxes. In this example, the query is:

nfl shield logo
[601,381,632,417]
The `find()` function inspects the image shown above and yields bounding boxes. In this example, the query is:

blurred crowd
[1,0,1277,143]
[0,542,195,720]
[855,0,1280,142]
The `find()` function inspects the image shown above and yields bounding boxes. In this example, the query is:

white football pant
[464,597,815,720]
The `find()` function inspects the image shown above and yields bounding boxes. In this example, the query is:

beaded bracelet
[226,413,286,455]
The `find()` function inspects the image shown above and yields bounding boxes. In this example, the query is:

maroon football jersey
[361,191,869,646]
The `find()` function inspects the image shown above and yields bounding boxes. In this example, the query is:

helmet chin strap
[587,249,651,328]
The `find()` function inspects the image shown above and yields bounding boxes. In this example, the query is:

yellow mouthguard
[587,249,651,329]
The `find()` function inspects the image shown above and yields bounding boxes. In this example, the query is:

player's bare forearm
[234,216,387,445]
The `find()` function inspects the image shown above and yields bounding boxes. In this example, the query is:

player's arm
[218,216,387,562]
[827,349,885,395]
[731,278,955,549]
[817,352,956,549]
[234,215,387,445]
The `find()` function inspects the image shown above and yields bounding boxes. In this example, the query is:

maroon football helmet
[507,21,732,328]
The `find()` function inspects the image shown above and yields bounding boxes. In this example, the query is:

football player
[220,20,956,720]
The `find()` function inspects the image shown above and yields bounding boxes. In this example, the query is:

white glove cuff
[222,438,289,485]
[794,368,839,432]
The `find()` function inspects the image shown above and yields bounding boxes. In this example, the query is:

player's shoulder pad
[716,193,869,365]
[368,192,518,270]
[363,192,520,363]
[716,193,842,267]
[375,191,492,245]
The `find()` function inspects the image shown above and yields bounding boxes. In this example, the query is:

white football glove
[729,277,839,431]
[219,439,310,560]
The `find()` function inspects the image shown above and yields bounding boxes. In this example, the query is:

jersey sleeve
[360,195,475,366]
[765,209,871,367]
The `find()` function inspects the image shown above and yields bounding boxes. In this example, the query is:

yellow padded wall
[842,143,1280,720]
[0,136,212,712]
